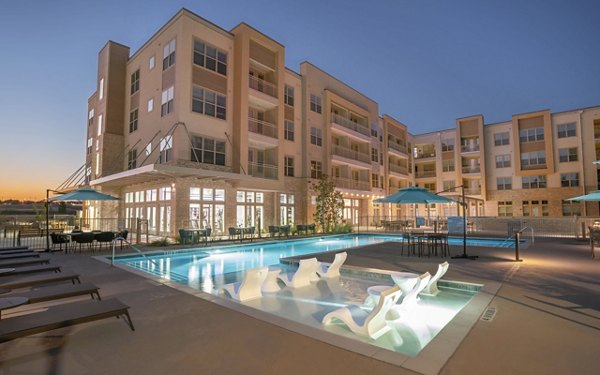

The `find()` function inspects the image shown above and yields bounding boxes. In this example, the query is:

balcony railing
[464,188,481,195]
[333,177,371,191]
[248,162,278,180]
[388,142,408,154]
[248,75,277,98]
[462,166,481,174]
[248,117,278,139]
[389,163,408,175]
[414,151,436,159]
[331,114,370,137]
[332,145,371,164]
[415,170,436,178]
[461,144,480,152]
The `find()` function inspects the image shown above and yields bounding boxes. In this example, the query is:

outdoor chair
[421,262,449,296]
[73,232,94,253]
[397,272,431,310]
[115,229,129,249]
[50,233,69,251]
[322,285,402,339]
[317,252,347,278]
[221,266,268,302]
[179,229,194,245]
[0,298,134,343]
[94,231,115,251]
[277,258,319,288]
[268,226,279,237]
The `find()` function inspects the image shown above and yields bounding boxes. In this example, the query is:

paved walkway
[0,237,598,374]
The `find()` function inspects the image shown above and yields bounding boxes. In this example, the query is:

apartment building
[83,8,600,237]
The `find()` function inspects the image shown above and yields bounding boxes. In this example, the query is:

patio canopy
[48,188,119,202]
[374,186,455,204]
[565,190,600,202]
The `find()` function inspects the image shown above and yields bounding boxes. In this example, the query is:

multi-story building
[82,8,600,237]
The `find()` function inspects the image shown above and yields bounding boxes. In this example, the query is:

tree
[311,174,344,233]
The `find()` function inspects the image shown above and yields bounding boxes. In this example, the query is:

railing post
[136,218,141,244]
[514,231,523,262]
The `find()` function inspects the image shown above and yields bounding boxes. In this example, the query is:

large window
[494,132,510,146]
[371,148,379,163]
[193,39,227,76]
[97,114,103,136]
[159,135,172,163]
[310,127,322,146]
[519,127,544,143]
[498,201,513,217]
[443,180,455,191]
[522,175,546,189]
[162,38,176,70]
[523,200,548,217]
[191,136,225,166]
[310,160,322,179]
[310,94,322,114]
[280,194,294,225]
[442,159,455,172]
[495,154,511,168]
[441,139,454,152]
[88,109,94,127]
[99,78,104,100]
[557,123,576,138]
[560,173,579,187]
[190,187,225,234]
[129,109,138,133]
[236,191,263,228]
[521,151,546,167]
[284,85,294,106]
[127,149,137,170]
[496,177,512,190]
[284,156,294,177]
[559,147,578,163]
[284,120,294,141]
[130,69,140,95]
[161,86,174,117]
[192,86,226,120]
[562,200,581,216]
[87,138,92,155]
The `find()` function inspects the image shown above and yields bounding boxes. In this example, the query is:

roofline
[411,127,456,138]
[230,22,285,48]
[551,104,600,115]
[285,67,301,79]
[455,114,484,121]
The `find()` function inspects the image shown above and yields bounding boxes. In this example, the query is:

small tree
[311,174,344,233]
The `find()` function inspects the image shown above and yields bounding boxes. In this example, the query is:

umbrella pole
[451,185,478,260]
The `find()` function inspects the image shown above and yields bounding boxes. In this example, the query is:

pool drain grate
[481,307,497,322]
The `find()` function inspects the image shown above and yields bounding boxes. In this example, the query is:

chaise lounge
[421,261,449,296]
[277,258,319,288]
[0,272,80,290]
[317,252,347,278]
[221,266,268,302]
[7,282,101,305]
[0,264,61,277]
[0,258,50,268]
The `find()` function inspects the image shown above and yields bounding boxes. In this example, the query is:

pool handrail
[111,236,160,268]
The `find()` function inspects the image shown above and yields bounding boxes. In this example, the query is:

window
[146,189,157,202]
[310,94,322,114]
[159,187,171,200]
[161,86,174,116]
[284,156,294,177]
[159,135,172,163]
[494,132,510,146]
[147,98,154,112]
[191,136,226,166]
[523,200,549,217]
[521,151,546,167]
[97,114,103,136]
[498,201,513,217]
[559,147,578,163]
[495,154,511,168]
[88,109,94,126]
[372,173,379,188]
[442,159,455,172]
[192,86,226,120]
[560,173,579,187]
[95,139,99,151]
[284,85,294,106]
[130,69,140,95]
[310,127,322,146]
[519,127,544,143]
[310,160,322,179]
[127,149,137,170]
[557,123,576,138]
[496,177,512,190]
[193,39,227,76]
[129,109,138,133]
[522,175,546,189]
[371,148,379,163]
[423,182,436,192]
[87,138,92,155]
[162,38,176,70]
[441,139,454,152]
[280,194,295,225]
[562,200,581,216]
[284,120,294,141]
[443,180,455,191]
[99,78,104,100]
[149,56,155,70]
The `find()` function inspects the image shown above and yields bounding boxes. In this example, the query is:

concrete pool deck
[0,237,598,374]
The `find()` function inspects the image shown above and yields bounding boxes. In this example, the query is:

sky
[0,0,598,200]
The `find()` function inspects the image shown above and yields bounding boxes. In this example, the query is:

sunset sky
[1,0,598,200]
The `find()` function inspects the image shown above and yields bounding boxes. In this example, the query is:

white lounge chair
[277,258,319,288]
[317,252,347,278]
[221,266,268,302]
[397,272,431,310]
[322,285,402,339]
[421,261,449,296]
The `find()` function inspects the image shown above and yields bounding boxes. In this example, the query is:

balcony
[461,166,481,174]
[464,188,481,195]
[249,75,277,98]
[388,142,408,156]
[333,177,371,191]
[247,162,278,180]
[331,145,371,166]
[461,144,480,153]
[414,150,436,160]
[248,118,277,139]
[330,114,370,141]
[415,170,436,178]
[389,163,408,176]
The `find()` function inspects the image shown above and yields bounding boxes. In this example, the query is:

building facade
[83,9,600,237]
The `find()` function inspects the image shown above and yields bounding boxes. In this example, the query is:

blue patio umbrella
[566,190,600,202]
[48,188,119,201]
[375,186,455,204]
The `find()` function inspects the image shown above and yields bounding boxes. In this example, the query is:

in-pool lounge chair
[0,258,50,268]
[221,266,268,302]
[0,298,134,343]
[317,252,347,278]
[0,264,61,277]
[7,282,101,305]
[0,272,80,290]
[322,285,402,339]
[421,261,449,296]
[397,272,431,310]
[277,258,319,288]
